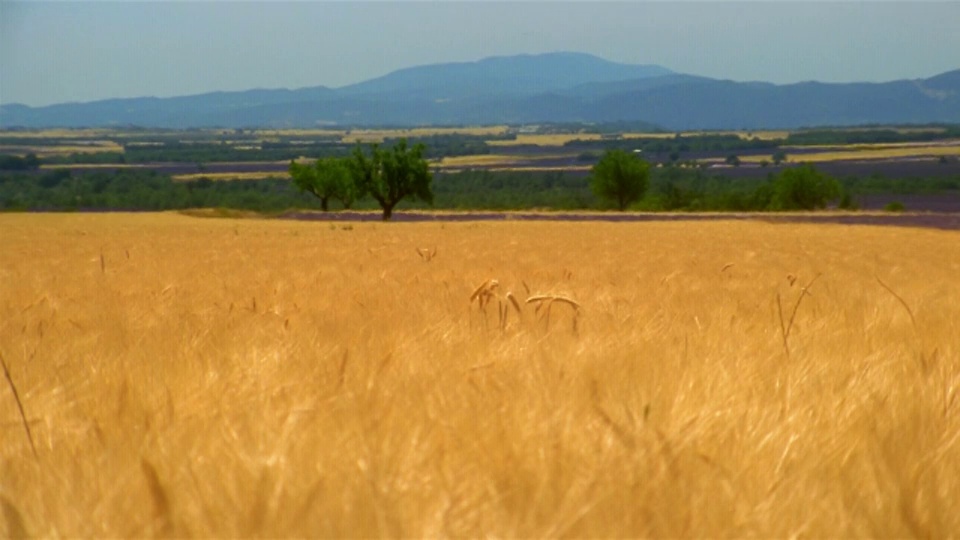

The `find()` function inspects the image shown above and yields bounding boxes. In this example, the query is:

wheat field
[1,213,958,537]
[738,143,960,164]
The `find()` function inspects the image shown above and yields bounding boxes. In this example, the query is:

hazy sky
[2,1,959,107]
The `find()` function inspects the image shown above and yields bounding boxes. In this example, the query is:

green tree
[725,154,741,167]
[590,149,650,211]
[0,154,40,171]
[772,150,788,165]
[348,139,433,220]
[769,164,841,210]
[289,157,357,211]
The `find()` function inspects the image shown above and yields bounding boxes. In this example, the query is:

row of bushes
[4,164,957,213]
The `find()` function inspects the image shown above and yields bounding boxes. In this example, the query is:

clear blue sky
[2,1,958,107]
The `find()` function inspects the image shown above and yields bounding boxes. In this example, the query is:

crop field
[484,131,792,147]
[5,128,960,189]
[338,126,511,144]
[1,212,958,537]
[736,144,960,164]
[171,171,290,182]
[433,153,593,172]
[1,141,124,157]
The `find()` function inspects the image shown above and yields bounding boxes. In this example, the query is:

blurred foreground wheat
[1,212,958,537]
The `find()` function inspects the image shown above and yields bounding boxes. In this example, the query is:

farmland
[2,212,959,537]
[3,124,960,213]
[4,125,960,177]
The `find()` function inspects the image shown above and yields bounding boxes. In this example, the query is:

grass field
[2,213,959,537]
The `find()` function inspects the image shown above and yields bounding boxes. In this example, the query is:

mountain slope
[0,86,337,128]
[1,55,958,130]
[337,52,673,100]
[589,73,960,129]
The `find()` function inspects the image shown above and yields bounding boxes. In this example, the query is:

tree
[768,164,841,210]
[772,150,788,165]
[289,157,358,211]
[24,153,41,169]
[725,154,741,167]
[0,153,41,171]
[348,139,433,220]
[590,149,650,211]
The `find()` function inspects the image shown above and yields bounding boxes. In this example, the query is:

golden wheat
[1,212,959,537]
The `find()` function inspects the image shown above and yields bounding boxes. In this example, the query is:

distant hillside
[589,75,960,129]
[337,52,673,100]
[0,86,338,129]
[2,53,958,130]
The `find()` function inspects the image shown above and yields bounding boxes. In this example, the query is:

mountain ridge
[2,53,959,130]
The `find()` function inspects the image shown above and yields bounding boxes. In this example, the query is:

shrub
[768,164,841,211]
[884,201,906,212]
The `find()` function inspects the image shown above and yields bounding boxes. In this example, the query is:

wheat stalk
[471,280,528,331]
[875,276,917,329]
[470,279,497,303]
[526,295,580,310]
[777,274,821,359]
[526,294,581,333]
[0,351,37,458]
[505,292,522,315]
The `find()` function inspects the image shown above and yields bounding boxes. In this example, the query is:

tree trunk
[381,203,395,221]
[320,197,329,212]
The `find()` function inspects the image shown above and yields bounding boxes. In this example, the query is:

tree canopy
[289,157,359,211]
[349,139,433,220]
[590,149,650,211]
[769,164,841,210]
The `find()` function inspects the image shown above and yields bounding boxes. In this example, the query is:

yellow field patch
[782,139,960,151]
[0,141,124,156]
[487,133,605,146]
[446,165,593,173]
[171,171,290,182]
[2,213,958,537]
[740,143,960,163]
[0,128,118,139]
[433,153,546,168]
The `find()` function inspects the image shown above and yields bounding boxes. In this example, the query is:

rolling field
[2,213,960,537]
